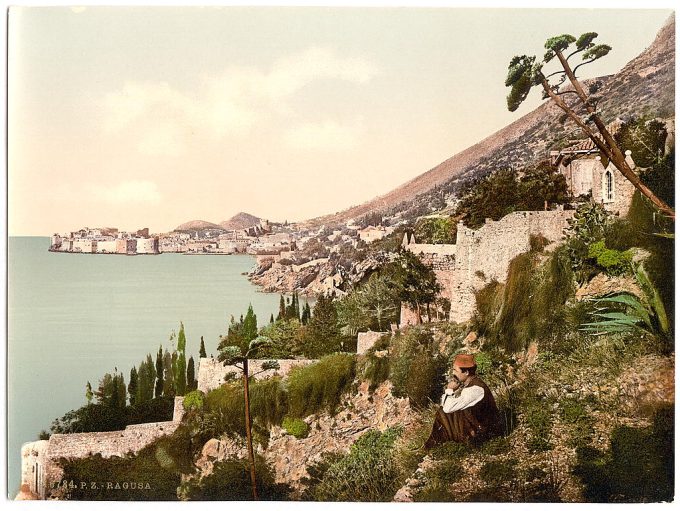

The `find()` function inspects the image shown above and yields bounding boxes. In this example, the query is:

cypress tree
[136,363,147,405]
[163,350,175,397]
[187,356,197,391]
[243,304,258,342]
[277,295,286,320]
[155,346,164,398]
[199,336,207,358]
[294,292,300,320]
[304,294,341,357]
[85,381,93,404]
[270,313,274,324]
[115,372,127,409]
[145,354,156,402]
[285,297,294,319]
[128,366,138,406]
[301,301,311,325]
[176,323,187,395]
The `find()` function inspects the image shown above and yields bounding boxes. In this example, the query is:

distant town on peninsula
[49,211,395,258]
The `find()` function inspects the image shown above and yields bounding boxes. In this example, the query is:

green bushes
[390,328,447,408]
[287,353,356,418]
[282,417,309,438]
[305,428,403,501]
[360,335,391,391]
[587,241,632,276]
[183,390,204,412]
[474,248,575,354]
[50,396,176,434]
[182,455,291,500]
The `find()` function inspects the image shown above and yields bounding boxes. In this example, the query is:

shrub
[203,383,245,438]
[587,240,633,276]
[183,455,291,501]
[183,390,205,412]
[50,397,175,434]
[249,377,287,427]
[389,328,447,408]
[360,351,391,392]
[307,428,403,501]
[287,353,356,418]
[282,417,309,439]
[474,247,576,355]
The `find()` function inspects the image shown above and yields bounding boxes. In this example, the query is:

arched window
[603,170,614,203]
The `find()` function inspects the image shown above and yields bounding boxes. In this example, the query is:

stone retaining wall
[197,357,319,393]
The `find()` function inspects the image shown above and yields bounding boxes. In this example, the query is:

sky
[7,5,674,235]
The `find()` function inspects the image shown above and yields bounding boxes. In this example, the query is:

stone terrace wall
[356,331,389,355]
[20,396,185,499]
[198,358,319,393]
[450,209,574,322]
[46,421,180,460]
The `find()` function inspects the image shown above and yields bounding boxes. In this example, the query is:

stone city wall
[451,209,573,322]
[404,209,574,325]
[197,358,319,393]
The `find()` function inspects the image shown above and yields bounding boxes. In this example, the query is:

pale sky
[8,6,673,235]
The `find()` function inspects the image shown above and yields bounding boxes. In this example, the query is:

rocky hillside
[220,212,262,230]
[174,220,223,232]
[308,14,674,226]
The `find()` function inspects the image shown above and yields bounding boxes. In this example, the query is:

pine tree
[155,346,164,398]
[199,336,207,358]
[128,366,138,406]
[187,356,197,391]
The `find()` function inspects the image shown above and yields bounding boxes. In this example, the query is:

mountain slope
[308,14,674,226]
[220,212,262,230]
[175,220,223,231]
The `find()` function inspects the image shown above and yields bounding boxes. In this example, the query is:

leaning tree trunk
[242,359,259,501]
[544,56,675,220]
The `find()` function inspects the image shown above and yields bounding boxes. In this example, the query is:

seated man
[425,353,502,449]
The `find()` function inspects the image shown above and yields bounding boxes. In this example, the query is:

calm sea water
[7,237,281,497]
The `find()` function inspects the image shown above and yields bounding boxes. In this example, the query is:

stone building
[550,121,638,217]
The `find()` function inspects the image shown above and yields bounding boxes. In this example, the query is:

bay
[7,236,281,497]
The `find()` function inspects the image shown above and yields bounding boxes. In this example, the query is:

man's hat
[453,353,476,368]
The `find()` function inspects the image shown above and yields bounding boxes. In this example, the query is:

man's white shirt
[440,385,484,413]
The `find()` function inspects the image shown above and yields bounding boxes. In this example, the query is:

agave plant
[581,264,670,341]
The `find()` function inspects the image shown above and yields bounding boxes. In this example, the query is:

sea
[7,236,282,498]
